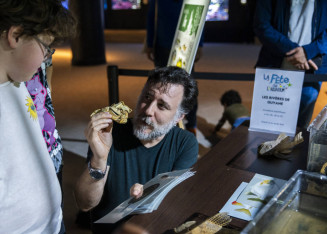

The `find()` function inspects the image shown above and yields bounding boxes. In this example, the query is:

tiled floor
[51,41,327,233]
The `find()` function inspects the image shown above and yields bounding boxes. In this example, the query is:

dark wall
[105,1,148,29]
[204,0,256,43]
[105,0,256,43]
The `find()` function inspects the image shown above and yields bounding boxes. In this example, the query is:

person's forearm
[302,30,327,60]
[214,117,225,132]
[77,111,113,211]
[215,122,224,132]
[74,165,109,211]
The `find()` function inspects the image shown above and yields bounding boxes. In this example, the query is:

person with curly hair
[0,1,75,233]
[214,90,250,132]
[75,66,199,233]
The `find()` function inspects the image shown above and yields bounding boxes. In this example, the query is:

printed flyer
[249,68,304,136]
[220,174,285,221]
[95,169,195,224]
[167,0,210,73]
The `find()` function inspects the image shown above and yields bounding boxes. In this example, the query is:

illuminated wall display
[111,0,141,10]
[206,0,229,21]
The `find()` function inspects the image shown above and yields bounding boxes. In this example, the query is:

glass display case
[242,170,327,233]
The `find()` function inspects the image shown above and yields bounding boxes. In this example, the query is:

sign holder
[249,68,305,136]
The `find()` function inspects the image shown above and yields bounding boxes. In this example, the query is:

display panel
[206,0,229,21]
[62,0,69,9]
[112,0,141,10]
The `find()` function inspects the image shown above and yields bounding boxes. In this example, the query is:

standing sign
[249,68,304,136]
[167,0,210,74]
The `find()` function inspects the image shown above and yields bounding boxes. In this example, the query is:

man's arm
[253,0,298,55]
[74,165,109,211]
[74,112,113,211]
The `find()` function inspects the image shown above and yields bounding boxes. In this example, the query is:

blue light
[104,0,108,10]
[62,0,69,9]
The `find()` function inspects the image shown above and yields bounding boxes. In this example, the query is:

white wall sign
[249,68,304,136]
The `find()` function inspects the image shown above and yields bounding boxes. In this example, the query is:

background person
[214,90,250,132]
[74,66,199,233]
[253,0,327,128]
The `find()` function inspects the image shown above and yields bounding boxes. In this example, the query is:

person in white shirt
[0,1,76,233]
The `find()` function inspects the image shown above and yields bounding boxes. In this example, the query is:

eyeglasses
[34,36,55,61]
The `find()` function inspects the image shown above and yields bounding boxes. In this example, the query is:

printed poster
[249,68,304,136]
[167,0,210,74]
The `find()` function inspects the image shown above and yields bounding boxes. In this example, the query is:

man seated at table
[74,66,199,233]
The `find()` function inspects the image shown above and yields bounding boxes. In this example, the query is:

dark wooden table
[126,126,309,233]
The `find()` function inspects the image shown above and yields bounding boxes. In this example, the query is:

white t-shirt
[282,0,315,69]
[0,81,62,234]
[289,0,315,46]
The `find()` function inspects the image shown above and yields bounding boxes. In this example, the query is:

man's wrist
[89,159,107,172]
[88,161,107,180]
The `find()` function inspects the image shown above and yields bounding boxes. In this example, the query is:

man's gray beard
[133,110,181,141]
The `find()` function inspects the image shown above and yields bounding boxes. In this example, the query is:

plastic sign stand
[249,68,304,136]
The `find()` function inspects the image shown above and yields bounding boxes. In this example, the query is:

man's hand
[146,47,154,61]
[286,47,318,71]
[130,183,143,199]
[84,112,113,164]
[306,59,318,70]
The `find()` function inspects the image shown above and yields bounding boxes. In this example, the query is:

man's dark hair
[0,0,76,44]
[146,66,198,114]
[220,90,242,107]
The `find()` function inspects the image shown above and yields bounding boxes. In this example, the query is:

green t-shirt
[89,119,198,225]
[224,103,250,125]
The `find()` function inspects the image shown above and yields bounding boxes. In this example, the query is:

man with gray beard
[74,66,199,233]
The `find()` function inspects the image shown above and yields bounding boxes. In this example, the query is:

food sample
[90,101,132,124]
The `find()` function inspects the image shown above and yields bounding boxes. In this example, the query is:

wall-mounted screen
[62,0,69,9]
[206,0,229,21]
[112,0,141,10]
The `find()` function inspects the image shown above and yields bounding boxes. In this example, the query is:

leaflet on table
[95,168,195,224]
[167,0,210,74]
[249,68,304,136]
[220,174,286,221]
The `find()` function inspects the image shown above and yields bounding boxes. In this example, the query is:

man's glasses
[34,36,55,61]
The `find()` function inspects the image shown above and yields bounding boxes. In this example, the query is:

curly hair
[146,66,198,114]
[220,90,242,107]
[0,0,76,44]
